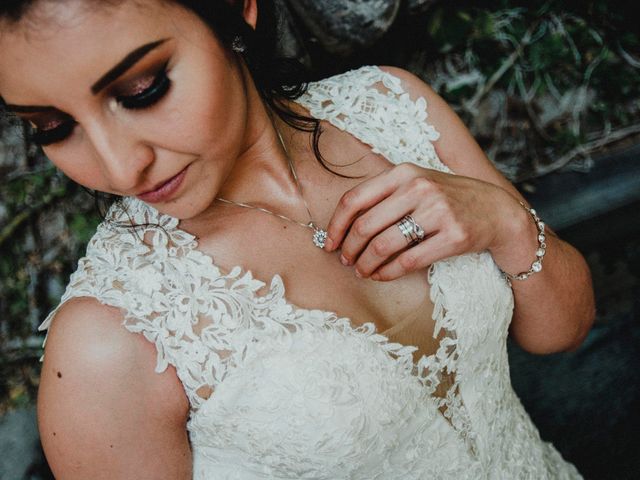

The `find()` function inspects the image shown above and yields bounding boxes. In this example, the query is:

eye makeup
[25,61,173,147]
[115,62,171,110]
[29,115,77,147]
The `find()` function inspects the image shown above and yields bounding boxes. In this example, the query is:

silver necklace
[214,128,329,249]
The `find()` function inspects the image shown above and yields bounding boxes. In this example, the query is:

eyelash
[116,62,171,110]
[30,119,77,146]
[30,64,172,147]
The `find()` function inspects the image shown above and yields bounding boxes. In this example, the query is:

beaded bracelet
[502,201,546,285]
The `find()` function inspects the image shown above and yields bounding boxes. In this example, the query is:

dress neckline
[159,194,443,357]
[112,193,451,370]
[119,195,461,390]
[139,196,477,454]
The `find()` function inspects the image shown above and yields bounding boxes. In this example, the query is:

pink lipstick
[136,166,188,203]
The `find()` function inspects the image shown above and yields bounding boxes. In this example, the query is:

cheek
[157,72,246,158]
[145,82,232,155]
[169,53,247,152]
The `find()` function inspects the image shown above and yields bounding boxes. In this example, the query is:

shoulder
[302,65,522,196]
[375,65,431,93]
[43,297,137,360]
[376,65,525,195]
[38,297,191,479]
[375,65,462,134]
[40,298,174,387]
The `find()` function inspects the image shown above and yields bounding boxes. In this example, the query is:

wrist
[490,200,545,281]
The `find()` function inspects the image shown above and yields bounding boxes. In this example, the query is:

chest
[190,140,435,338]
[194,205,433,339]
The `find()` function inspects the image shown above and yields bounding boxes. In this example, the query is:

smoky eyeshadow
[116,62,171,110]
[29,117,77,146]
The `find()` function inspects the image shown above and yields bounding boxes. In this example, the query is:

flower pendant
[309,223,328,249]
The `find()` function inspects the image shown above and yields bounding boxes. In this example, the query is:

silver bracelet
[502,201,546,285]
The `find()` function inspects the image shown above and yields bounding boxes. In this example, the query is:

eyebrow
[91,38,170,94]
[2,104,59,114]
[3,38,171,114]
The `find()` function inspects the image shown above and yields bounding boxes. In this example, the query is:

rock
[406,0,438,15]
[287,0,401,55]
[273,0,309,62]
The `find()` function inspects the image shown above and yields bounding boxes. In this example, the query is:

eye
[116,63,171,110]
[29,117,77,147]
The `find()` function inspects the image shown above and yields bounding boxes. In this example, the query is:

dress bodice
[40,66,582,479]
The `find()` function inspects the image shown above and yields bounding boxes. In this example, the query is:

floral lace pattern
[40,66,582,479]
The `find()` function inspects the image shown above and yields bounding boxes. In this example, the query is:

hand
[324,162,526,281]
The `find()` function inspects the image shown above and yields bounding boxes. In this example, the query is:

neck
[181,66,308,233]
[216,117,301,205]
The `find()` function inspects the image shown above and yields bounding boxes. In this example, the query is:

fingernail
[340,255,349,266]
[324,238,334,251]
[355,269,363,278]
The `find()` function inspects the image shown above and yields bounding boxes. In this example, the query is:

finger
[353,218,422,277]
[325,165,416,251]
[339,188,417,266]
[370,234,456,281]
[325,169,395,252]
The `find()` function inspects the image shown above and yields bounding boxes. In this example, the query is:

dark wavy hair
[0,0,359,216]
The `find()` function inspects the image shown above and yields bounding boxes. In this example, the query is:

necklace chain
[214,127,328,248]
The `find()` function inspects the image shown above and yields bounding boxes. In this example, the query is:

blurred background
[1,1,638,478]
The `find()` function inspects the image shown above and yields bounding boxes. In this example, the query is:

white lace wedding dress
[40,66,583,479]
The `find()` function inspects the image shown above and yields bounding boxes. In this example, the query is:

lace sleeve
[38,199,173,364]
[297,65,451,174]
[38,227,129,358]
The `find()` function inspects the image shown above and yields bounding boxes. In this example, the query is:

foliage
[405,0,640,181]
[0,117,101,413]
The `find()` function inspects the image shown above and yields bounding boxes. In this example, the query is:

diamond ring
[396,215,425,245]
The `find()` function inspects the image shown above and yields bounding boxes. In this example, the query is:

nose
[84,120,155,194]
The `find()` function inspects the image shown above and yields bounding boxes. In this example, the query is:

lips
[136,166,188,203]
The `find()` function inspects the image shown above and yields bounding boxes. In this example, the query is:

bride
[0,0,595,478]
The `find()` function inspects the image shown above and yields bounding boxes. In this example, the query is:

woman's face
[0,0,259,220]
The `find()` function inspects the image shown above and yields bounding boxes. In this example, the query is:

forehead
[0,0,186,105]
[1,0,134,41]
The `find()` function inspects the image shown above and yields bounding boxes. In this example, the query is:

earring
[231,35,247,53]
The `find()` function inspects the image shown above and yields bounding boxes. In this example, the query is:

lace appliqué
[298,65,479,452]
[298,65,445,173]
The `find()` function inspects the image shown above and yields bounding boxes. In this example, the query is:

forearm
[490,204,596,354]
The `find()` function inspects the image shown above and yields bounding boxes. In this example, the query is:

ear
[242,0,258,30]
